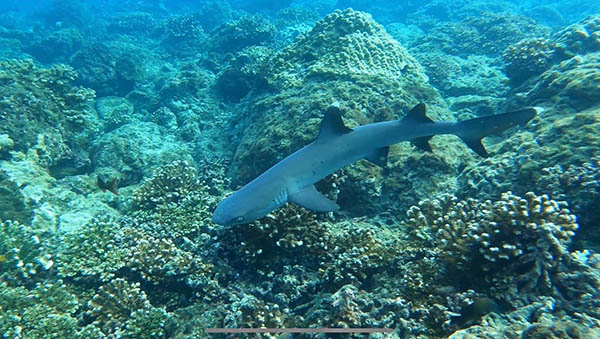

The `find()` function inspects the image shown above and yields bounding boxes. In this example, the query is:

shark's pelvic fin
[411,136,434,153]
[289,185,340,212]
[364,146,390,167]
[404,103,435,153]
[317,102,353,142]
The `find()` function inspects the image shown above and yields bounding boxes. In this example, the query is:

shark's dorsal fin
[317,102,353,141]
[364,146,390,167]
[403,103,434,124]
[403,103,435,153]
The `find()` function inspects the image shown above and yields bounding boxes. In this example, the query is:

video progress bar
[206,328,393,333]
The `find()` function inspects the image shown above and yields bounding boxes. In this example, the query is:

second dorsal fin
[402,103,434,124]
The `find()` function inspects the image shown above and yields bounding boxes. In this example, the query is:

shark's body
[212,103,540,225]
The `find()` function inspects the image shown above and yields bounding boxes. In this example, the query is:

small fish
[451,297,501,327]
[97,176,119,196]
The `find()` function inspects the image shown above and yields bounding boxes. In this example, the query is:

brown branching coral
[130,160,216,239]
[404,192,600,317]
[86,278,170,337]
[218,203,330,269]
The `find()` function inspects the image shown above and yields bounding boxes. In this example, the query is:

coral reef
[0,220,54,282]
[503,37,557,83]
[90,121,193,186]
[0,59,98,170]
[209,15,276,53]
[86,278,171,337]
[1,2,599,338]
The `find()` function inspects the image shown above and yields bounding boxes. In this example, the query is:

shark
[212,103,540,225]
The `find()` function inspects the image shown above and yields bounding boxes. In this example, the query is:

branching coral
[86,278,170,337]
[217,203,330,270]
[537,159,600,221]
[404,192,600,317]
[0,280,89,338]
[121,227,214,287]
[0,220,55,282]
[164,14,204,41]
[56,217,128,281]
[129,160,216,239]
[318,221,400,288]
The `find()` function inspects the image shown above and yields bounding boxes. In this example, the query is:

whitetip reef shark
[212,103,541,225]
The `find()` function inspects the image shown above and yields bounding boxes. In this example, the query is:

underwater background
[1,0,600,337]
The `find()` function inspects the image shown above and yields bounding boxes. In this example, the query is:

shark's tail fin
[456,107,542,158]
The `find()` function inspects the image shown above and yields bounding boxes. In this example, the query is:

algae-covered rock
[0,153,120,232]
[525,52,600,110]
[91,121,193,185]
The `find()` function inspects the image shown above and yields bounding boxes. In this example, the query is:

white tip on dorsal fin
[317,102,353,141]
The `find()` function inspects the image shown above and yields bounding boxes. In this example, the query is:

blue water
[1,0,599,337]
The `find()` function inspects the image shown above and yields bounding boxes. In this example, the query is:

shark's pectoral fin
[289,185,340,212]
[364,146,390,167]
[411,136,433,153]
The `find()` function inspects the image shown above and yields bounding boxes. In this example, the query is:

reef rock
[91,121,193,186]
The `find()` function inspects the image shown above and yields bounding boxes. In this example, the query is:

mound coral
[503,38,557,82]
[228,8,447,194]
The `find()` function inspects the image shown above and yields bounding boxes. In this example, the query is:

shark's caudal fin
[456,107,541,158]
